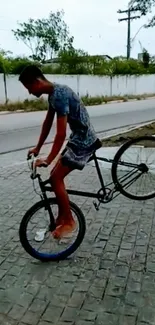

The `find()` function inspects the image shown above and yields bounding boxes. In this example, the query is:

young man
[19,65,102,239]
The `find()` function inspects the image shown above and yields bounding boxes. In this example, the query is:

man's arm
[36,108,55,152]
[46,115,67,164]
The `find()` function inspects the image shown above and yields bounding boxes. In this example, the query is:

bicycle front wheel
[112,135,155,200]
[19,198,86,261]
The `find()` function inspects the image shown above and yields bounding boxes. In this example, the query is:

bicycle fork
[40,191,56,232]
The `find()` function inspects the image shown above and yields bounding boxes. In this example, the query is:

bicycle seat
[88,138,102,162]
[94,138,102,151]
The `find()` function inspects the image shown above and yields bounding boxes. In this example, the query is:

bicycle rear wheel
[112,135,155,200]
[19,198,86,261]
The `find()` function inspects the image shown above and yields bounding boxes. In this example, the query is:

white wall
[0,74,155,104]
[0,74,6,104]
[78,75,112,97]
[112,75,155,96]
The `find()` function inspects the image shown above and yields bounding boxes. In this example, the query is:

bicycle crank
[93,187,114,210]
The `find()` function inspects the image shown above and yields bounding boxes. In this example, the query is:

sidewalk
[1,146,155,325]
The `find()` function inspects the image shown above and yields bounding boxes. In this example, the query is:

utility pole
[118,8,141,59]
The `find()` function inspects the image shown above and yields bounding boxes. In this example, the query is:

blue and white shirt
[48,83,97,150]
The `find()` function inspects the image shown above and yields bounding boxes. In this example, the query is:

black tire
[19,197,86,261]
[112,135,155,200]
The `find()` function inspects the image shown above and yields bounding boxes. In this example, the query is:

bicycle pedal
[93,201,100,211]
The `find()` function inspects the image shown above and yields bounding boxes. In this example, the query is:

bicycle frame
[40,154,112,200]
[33,152,140,210]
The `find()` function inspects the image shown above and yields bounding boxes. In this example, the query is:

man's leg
[50,158,76,238]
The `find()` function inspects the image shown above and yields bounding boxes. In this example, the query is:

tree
[0,49,13,104]
[129,0,155,27]
[12,10,74,62]
[58,48,89,74]
[142,48,150,67]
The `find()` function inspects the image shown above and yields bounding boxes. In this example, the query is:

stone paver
[1,146,155,324]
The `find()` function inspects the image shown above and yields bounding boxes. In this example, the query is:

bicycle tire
[19,197,86,261]
[111,135,155,200]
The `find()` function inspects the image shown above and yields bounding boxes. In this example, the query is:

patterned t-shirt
[48,83,97,149]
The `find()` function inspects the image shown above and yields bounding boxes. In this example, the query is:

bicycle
[19,135,155,262]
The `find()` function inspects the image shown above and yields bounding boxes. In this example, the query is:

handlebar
[27,154,37,179]
[27,153,48,179]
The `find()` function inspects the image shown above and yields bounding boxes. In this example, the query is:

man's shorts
[61,138,102,170]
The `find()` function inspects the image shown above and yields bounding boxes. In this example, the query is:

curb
[1,120,153,156]
[0,120,154,169]
[0,109,32,115]
[100,96,155,105]
[1,96,155,115]
[100,120,155,141]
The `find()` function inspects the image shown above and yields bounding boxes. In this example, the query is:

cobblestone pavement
[1,146,155,325]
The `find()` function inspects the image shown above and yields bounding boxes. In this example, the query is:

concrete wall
[0,74,6,104]
[0,74,155,104]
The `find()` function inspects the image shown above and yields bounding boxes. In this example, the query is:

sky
[0,0,154,59]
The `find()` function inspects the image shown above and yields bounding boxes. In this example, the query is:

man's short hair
[19,65,45,84]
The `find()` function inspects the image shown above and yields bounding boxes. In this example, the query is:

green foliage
[12,10,74,62]
[0,49,155,76]
[129,0,155,15]
[8,57,40,74]
[0,54,5,73]
[58,48,90,74]
[0,49,11,104]
[41,53,155,76]
[0,52,41,75]
[8,7,155,75]
[142,48,150,68]
[0,49,11,73]
[129,0,155,27]
[109,58,147,75]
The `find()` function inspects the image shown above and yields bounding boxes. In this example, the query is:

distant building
[138,53,143,61]
[43,54,112,65]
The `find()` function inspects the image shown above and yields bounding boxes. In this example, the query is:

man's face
[23,79,44,97]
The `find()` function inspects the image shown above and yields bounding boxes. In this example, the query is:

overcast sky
[0,0,154,59]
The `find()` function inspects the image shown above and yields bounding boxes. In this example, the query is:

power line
[117,7,141,59]
[131,24,145,44]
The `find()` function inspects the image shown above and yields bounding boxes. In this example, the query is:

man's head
[19,65,47,97]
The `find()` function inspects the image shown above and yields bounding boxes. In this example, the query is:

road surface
[0,98,155,154]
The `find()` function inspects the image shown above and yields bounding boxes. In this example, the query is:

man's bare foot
[52,220,76,239]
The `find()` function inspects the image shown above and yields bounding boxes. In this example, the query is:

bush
[1,53,155,76]
[8,57,41,74]
[9,57,32,74]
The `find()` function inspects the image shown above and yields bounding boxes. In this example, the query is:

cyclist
[19,65,102,238]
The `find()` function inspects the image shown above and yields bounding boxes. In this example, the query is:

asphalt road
[1,98,155,154]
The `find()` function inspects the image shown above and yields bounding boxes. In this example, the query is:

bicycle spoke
[113,136,155,199]
[117,168,139,184]
[121,172,142,190]
[25,202,80,257]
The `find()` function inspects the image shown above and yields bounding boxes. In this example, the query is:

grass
[81,94,145,105]
[101,121,155,147]
[1,93,155,112]
[0,98,47,112]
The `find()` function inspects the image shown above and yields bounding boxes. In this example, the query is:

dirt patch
[101,122,155,147]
